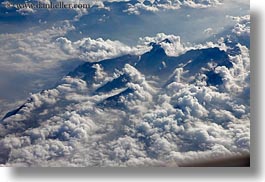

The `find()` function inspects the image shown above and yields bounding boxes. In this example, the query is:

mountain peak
[148,42,166,55]
[136,43,167,75]
[160,38,172,44]
[148,38,172,47]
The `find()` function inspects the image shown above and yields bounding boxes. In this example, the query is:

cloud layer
[0,14,250,166]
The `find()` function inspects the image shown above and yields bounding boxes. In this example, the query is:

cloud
[181,0,223,8]
[138,33,188,56]
[56,33,191,62]
[231,15,250,38]
[123,2,159,15]
[0,20,75,73]
[16,7,36,15]
[0,12,250,166]
[0,40,250,167]
[121,0,224,15]
[56,33,193,64]
[0,19,78,116]
[56,36,151,62]
[204,28,214,35]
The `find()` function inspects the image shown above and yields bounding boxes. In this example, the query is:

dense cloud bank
[0,15,250,167]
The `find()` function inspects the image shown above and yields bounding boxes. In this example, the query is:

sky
[0,0,250,167]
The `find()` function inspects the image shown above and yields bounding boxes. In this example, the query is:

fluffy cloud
[122,0,224,15]
[230,15,250,39]
[123,2,159,15]
[139,33,188,56]
[56,37,149,62]
[0,39,250,167]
